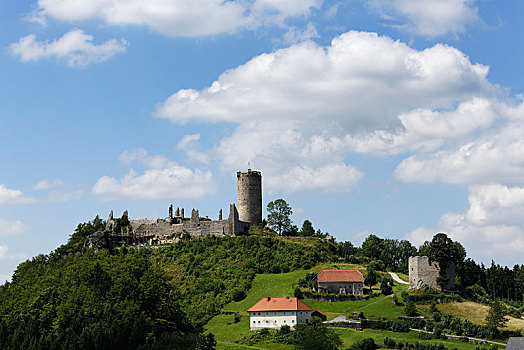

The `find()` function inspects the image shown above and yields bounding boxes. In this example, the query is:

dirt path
[389,272,409,285]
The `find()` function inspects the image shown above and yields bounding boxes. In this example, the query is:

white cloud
[266,164,363,193]
[284,23,319,44]
[8,29,128,67]
[176,134,210,164]
[0,185,35,204]
[368,0,480,37]
[405,184,524,265]
[393,99,524,185]
[33,179,63,190]
[32,179,83,202]
[156,31,492,126]
[92,148,215,200]
[155,31,496,192]
[32,0,321,37]
[0,219,27,237]
[346,97,498,156]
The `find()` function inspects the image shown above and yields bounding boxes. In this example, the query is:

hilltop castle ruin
[85,169,262,250]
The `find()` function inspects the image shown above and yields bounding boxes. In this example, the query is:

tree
[293,317,342,350]
[299,220,315,237]
[485,300,508,331]
[404,300,418,317]
[361,234,384,261]
[420,233,466,290]
[379,277,393,295]
[266,199,292,235]
[364,267,378,292]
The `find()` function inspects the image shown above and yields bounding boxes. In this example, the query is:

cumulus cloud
[0,219,27,236]
[33,179,63,190]
[155,30,497,192]
[393,99,524,185]
[8,29,127,67]
[92,149,215,200]
[368,0,480,37]
[0,185,35,204]
[405,184,524,264]
[32,179,83,202]
[265,164,363,193]
[284,23,319,44]
[156,31,492,126]
[32,0,321,37]
[176,134,210,164]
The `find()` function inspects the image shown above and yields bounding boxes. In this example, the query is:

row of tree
[265,198,524,301]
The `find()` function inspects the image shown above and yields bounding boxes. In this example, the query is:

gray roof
[507,337,524,350]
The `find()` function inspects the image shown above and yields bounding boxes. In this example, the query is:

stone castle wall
[408,256,455,291]
[85,169,262,250]
[237,170,262,225]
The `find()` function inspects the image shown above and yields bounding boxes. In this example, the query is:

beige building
[247,297,312,330]
[317,269,364,295]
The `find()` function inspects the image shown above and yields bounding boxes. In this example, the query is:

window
[253,321,256,324]
[274,320,277,323]
[292,312,295,315]
[266,320,268,323]
[274,312,277,316]
[257,312,260,316]
[292,320,295,323]
[283,312,287,315]
[299,312,302,315]
[266,312,269,316]
[283,320,286,323]
[258,321,260,323]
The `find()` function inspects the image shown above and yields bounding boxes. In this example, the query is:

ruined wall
[237,170,262,225]
[409,256,455,291]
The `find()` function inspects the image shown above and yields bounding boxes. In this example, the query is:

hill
[0,218,339,350]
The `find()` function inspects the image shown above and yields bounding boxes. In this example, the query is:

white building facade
[248,297,312,330]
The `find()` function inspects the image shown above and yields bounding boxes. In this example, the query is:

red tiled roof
[317,269,363,283]
[247,297,313,312]
[313,309,326,316]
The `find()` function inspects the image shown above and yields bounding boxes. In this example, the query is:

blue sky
[1,0,524,282]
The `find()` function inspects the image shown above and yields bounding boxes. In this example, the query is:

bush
[349,337,378,350]
[404,301,419,317]
[391,320,410,332]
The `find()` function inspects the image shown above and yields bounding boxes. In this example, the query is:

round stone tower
[237,169,262,225]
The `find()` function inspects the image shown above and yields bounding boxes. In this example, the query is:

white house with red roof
[317,269,364,295]
[247,297,313,330]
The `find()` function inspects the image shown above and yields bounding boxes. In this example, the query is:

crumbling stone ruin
[408,256,455,291]
[84,169,262,250]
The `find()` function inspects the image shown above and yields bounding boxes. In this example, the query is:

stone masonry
[237,169,262,225]
[84,170,262,250]
[408,256,455,291]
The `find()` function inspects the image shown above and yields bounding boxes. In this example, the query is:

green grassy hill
[205,265,484,350]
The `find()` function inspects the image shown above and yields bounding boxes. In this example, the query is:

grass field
[438,301,524,332]
[207,314,485,350]
[223,269,309,313]
[206,263,479,349]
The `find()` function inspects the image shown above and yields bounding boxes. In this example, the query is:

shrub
[391,320,410,332]
[349,337,378,350]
